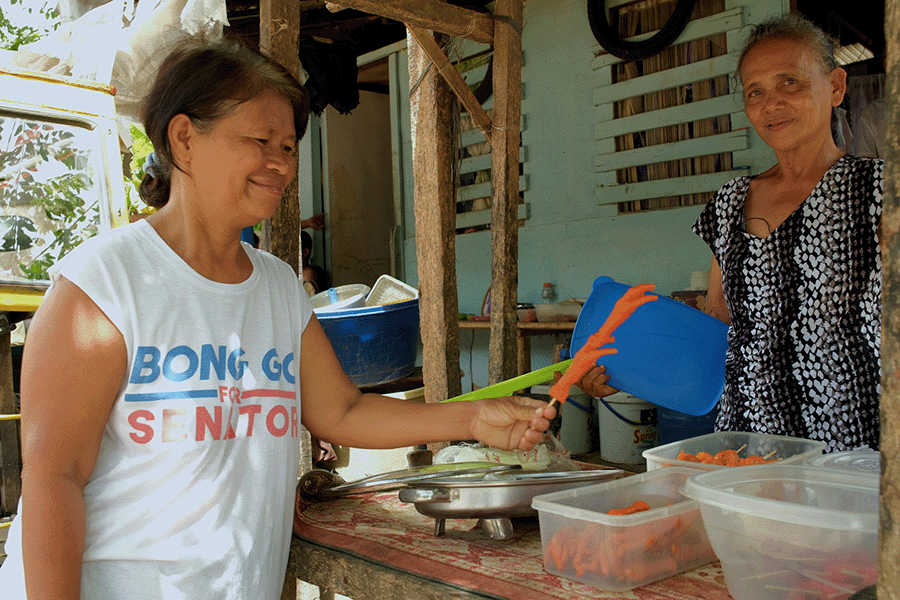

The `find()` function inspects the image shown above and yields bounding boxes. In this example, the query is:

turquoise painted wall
[397,0,785,394]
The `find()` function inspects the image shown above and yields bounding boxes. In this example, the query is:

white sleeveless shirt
[1,219,312,599]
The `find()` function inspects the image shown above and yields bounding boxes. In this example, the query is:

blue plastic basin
[316,298,420,387]
[571,276,728,416]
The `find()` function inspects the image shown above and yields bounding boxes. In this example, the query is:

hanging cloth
[298,35,360,115]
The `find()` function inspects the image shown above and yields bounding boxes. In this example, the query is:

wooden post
[259,0,302,274]
[487,0,523,384]
[880,1,900,595]
[409,27,462,444]
[259,3,305,598]
[0,317,20,515]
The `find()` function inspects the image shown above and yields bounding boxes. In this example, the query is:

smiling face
[184,87,297,226]
[739,37,846,154]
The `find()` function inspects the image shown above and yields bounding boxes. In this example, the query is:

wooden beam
[327,0,494,44]
[0,322,20,514]
[260,0,302,273]
[406,25,492,144]
[409,29,462,438]
[487,0,522,384]
[880,2,900,596]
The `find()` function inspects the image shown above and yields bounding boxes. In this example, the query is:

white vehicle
[0,66,128,314]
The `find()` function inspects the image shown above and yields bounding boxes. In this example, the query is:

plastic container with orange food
[642,431,826,472]
[531,467,716,592]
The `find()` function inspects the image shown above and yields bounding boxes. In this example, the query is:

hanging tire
[588,0,698,62]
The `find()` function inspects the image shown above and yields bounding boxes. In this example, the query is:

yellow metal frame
[1,66,129,313]
[0,287,47,314]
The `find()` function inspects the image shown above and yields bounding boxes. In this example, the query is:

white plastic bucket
[598,392,658,464]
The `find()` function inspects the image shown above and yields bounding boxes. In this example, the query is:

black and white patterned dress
[693,155,882,451]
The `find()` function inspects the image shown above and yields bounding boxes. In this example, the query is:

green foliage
[0,115,100,281]
[0,215,37,251]
[17,169,95,280]
[0,0,58,51]
[124,123,156,218]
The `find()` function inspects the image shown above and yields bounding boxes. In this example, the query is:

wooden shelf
[457,320,575,377]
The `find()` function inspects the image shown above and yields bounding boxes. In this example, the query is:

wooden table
[287,537,487,600]
[286,488,734,600]
[458,320,575,378]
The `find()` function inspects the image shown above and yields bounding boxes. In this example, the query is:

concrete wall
[324,90,395,289]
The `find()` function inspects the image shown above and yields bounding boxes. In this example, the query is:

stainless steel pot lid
[403,469,620,488]
[298,462,523,500]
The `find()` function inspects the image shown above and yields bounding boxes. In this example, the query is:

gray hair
[737,13,838,79]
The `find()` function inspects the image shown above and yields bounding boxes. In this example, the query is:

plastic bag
[433,437,580,472]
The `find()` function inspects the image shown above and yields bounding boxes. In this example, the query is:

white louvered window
[455,46,528,234]
[593,0,783,214]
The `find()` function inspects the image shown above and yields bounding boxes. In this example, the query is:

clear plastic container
[643,431,826,471]
[533,300,582,322]
[365,274,419,306]
[681,465,879,600]
[531,467,715,592]
[807,450,881,476]
[311,284,370,312]
[540,282,557,303]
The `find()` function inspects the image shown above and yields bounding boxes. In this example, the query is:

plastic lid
[680,464,879,530]
[807,450,881,475]
[532,466,701,524]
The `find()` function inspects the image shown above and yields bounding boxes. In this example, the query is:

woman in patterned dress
[580,14,882,452]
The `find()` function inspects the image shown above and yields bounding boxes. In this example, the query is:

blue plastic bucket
[317,298,420,387]
[657,406,718,446]
[571,276,728,416]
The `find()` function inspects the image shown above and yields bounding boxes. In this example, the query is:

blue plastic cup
[571,276,728,416]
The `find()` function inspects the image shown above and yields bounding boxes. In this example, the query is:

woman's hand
[556,365,619,398]
[301,213,326,230]
[468,397,556,451]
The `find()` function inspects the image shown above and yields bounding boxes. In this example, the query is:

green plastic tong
[441,358,573,403]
